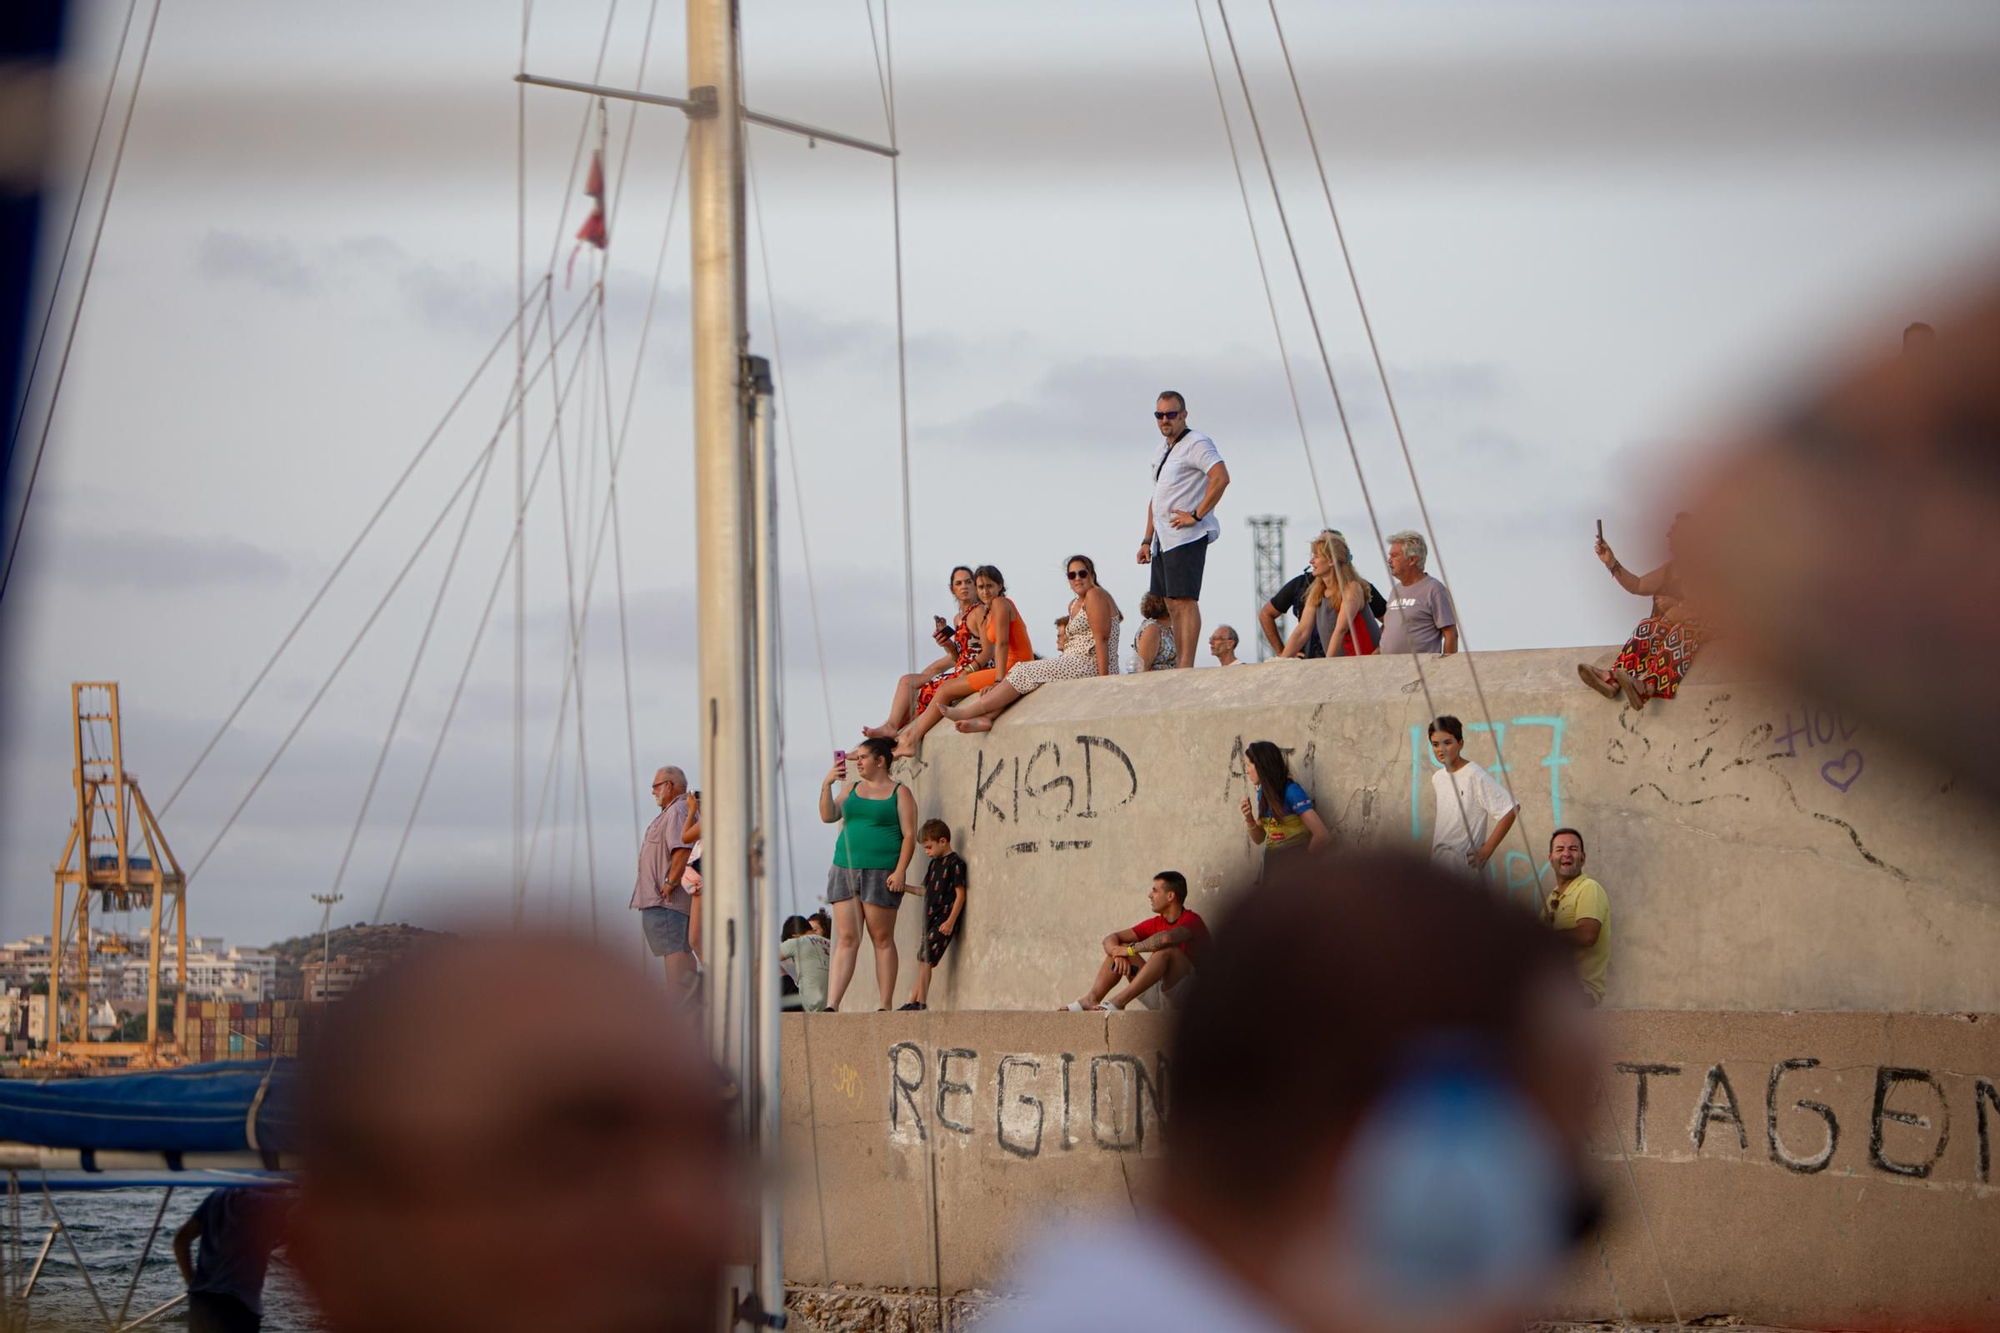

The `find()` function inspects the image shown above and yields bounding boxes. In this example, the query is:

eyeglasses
[1066,569,1090,581]
[1153,410,1182,420]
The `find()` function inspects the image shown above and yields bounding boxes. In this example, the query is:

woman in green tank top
[818,737,916,1012]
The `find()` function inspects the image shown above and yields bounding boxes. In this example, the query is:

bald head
[293,935,739,1333]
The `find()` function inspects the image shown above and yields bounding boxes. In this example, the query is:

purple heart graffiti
[1820,750,1864,793]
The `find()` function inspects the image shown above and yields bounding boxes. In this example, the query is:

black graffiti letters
[1089,1053,1169,1152]
[1976,1078,1999,1184]
[889,1042,926,1143]
[997,1056,1045,1159]
[973,736,1138,832]
[937,1049,977,1136]
[1691,1064,1748,1153]
[1614,1062,1681,1153]
[1871,1067,1950,1179]
[1766,1058,1839,1174]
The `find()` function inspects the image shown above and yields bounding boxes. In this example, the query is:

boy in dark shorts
[900,818,966,1011]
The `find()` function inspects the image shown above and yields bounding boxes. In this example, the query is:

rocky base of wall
[783,1288,1768,1333]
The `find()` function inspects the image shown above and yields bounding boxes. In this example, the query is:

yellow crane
[39,682,187,1069]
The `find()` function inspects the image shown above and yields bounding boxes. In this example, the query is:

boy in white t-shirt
[1427,715,1520,875]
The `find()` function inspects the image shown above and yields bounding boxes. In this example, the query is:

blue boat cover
[32,1169,291,1192]
[0,1061,298,1154]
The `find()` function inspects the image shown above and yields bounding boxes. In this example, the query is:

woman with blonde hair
[1278,530,1380,659]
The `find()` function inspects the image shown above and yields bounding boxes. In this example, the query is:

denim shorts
[640,906,691,956]
[826,865,901,910]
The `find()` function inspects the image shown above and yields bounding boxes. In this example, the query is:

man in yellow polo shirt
[1545,827,1610,1004]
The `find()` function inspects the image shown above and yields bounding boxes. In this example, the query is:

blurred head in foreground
[989,853,1598,1333]
[290,934,741,1333]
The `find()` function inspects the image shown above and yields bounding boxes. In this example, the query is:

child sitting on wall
[900,818,966,1011]
[779,914,831,1013]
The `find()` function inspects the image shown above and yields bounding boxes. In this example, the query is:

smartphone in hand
[833,749,847,778]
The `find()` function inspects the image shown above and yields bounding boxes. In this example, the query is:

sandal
[1577,662,1618,699]
[1613,669,1645,711]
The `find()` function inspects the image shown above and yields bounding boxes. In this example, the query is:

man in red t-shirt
[1064,871,1210,1012]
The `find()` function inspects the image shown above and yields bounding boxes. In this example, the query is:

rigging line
[1259,0,1544,878]
[605,0,662,233]
[1207,0,1477,849]
[1600,1096,1688,1329]
[374,302,611,923]
[323,358,515,907]
[1191,0,1326,531]
[159,275,553,818]
[593,299,643,848]
[7,0,141,447]
[185,290,596,886]
[539,286,602,938]
[515,0,531,949]
[744,144,838,750]
[861,0,918,677]
[541,0,624,280]
[0,0,163,607]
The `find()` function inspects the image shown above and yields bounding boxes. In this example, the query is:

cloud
[22,527,291,592]
[194,232,318,296]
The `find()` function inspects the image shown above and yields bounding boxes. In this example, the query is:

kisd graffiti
[968,735,1140,850]
[1610,1058,2000,1185]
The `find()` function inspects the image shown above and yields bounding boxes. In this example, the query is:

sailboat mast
[685,1,767,1325]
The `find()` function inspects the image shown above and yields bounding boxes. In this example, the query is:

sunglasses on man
[1153,410,1183,420]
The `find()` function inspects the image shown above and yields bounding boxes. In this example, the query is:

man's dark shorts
[1149,539,1207,600]
[641,905,691,957]
[189,1293,261,1333]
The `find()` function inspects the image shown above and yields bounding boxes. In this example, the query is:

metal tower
[1247,515,1288,661]
[45,683,187,1067]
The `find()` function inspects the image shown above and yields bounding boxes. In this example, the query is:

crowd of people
[622,389,1657,1015]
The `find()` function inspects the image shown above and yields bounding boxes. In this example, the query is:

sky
[3,0,1998,949]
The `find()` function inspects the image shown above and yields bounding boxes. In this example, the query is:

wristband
[1126,946,1136,958]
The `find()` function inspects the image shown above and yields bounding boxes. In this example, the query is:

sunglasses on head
[1154,410,1182,420]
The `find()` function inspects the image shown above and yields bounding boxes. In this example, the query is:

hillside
[262,921,444,998]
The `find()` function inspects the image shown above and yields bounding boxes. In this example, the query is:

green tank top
[833,781,903,869]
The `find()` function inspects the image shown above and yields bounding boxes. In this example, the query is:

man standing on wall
[629,765,696,987]
[1379,530,1459,656]
[1544,828,1610,1006]
[1137,391,1229,668]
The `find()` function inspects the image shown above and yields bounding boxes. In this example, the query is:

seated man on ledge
[1065,871,1210,1012]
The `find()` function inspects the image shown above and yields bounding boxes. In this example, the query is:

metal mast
[1247,514,1287,660]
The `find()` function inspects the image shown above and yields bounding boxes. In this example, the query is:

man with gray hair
[630,765,696,985]
[1379,530,1458,656]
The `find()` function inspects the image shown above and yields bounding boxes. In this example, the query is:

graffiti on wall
[1407,716,1571,902]
[1609,1058,2000,1186]
[884,1041,1169,1157]
[969,735,1141,853]
[1768,702,1866,794]
[866,1043,2000,1189]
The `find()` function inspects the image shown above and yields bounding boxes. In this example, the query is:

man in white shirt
[983,854,1598,1333]
[1427,715,1520,874]
[1137,391,1229,668]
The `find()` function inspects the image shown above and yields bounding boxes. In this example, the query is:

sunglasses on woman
[1066,568,1091,581]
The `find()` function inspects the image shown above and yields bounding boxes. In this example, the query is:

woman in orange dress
[894,565,1031,758]
[865,566,982,738]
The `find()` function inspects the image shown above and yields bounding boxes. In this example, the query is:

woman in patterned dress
[1130,593,1176,672]
[945,555,1122,735]
[894,566,1033,758]
[1580,513,1705,710]
[865,566,982,738]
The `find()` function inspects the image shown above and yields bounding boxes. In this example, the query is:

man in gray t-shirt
[1377,530,1459,656]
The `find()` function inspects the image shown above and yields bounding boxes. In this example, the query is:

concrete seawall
[780,1009,2000,1330]
[844,647,2000,1012]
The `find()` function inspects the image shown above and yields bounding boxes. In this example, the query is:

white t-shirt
[982,1212,1293,1333]
[1149,429,1224,554]
[1430,761,1519,869]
